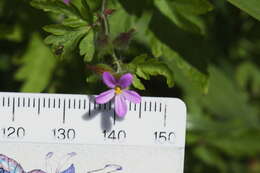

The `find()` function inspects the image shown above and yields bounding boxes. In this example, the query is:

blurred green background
[1,0,260,172]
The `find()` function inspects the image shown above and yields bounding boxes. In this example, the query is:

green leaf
[79,29,95,62]
[81,0,93,23]
[147,32,209,93]
[171,0,213,15]
[228,0,260,21]
[154,0,211,34]
[44,26,88,57]
[236,62,260,94]
[132,74,145,90]
[129,54,174,88]
[62,18,88,28]
[31,0,82,19]
[15,33,57,92]
[43,24,75,35]
[86,74,100,83]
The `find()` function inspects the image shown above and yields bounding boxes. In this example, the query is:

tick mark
[164,104,167,127]
[139,102,142,118]
[12,97,15,122]
[33,98,35,108]
[63,99,66,124]
[38,98,41,115]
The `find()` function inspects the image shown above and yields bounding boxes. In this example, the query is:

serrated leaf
[31,0,82,19]
[129,55,174,88]
[138,59,174,87]
[79,29,95,62]
[228,0,260,21]
[15,33,57,92]
[44,27,88,57]
[150,34,209,93]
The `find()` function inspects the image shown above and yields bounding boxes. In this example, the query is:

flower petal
[63,0,70,4]
[103,72,117,88]
[122,90,141,103]
[115,95,127,117]
[95,89,115,104]
[118,73,133,89]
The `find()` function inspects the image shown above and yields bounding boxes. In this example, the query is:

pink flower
[63,0,70,5]
[96,72,141,117]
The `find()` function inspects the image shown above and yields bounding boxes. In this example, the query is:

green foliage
[15,33,57,92]
[1,0,260,172]
[31,0,82,19]
[127,54,174,90]
[79,29,95,62]
[154,0,212,34]
[228,0,260,21]
[31,0,92,58]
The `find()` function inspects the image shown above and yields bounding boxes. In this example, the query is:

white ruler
[0,92,186,173]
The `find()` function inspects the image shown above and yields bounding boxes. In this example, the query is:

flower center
[114,86,122,95]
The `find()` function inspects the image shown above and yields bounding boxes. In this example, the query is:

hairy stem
[101,0,122,73]
[101,0,109,35]
[112,52,122,73]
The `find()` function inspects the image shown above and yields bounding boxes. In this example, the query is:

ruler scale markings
[113,110,116,125]
[73,99,76,109]
[83,99,86,109]
[139,102,142,118]
[68,99,71,109]
[18,97,20,107]
[37,98,40,115]
[58,98,61,109]
[23,97,25,107]
[0,92,186,150]
[2,97,5,107]
[33,98,35,108]
[47,98,50,108]
[88,100,91,116]
[94,102,97,110]
[109,101,112,110]
[164,104,167,127]
[43,98,46,108]
[53,98,56,108]
[28,97,30,107]
[63,99,66,124]
[7,97,10,107]
[12,97,15,122]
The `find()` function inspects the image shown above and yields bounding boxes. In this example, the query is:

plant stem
[101,0,122,73]
[112,52,122,73]
[101,0,109,35]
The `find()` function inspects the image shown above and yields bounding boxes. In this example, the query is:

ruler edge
[0,92,187,147]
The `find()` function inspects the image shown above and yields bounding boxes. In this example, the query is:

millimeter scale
[0,92,186,173]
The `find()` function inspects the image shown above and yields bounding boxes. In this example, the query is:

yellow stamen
[115,86,122,95]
